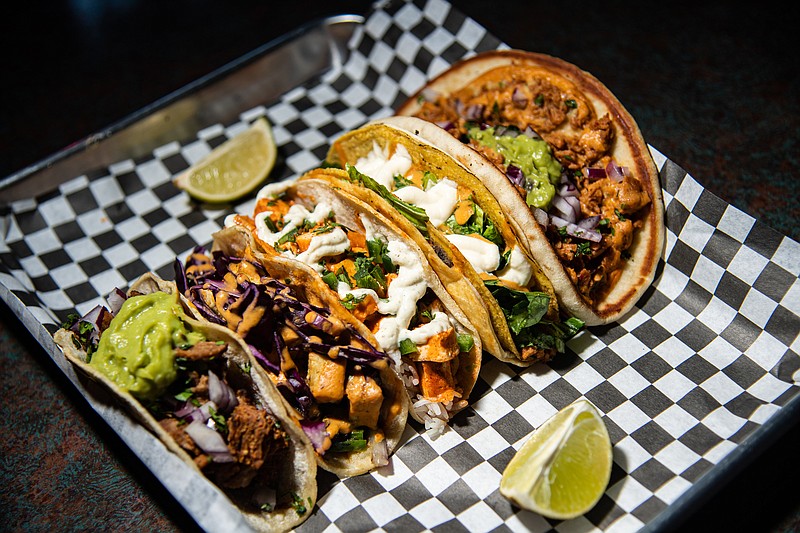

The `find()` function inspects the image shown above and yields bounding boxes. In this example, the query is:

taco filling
[412,65,652,307]
[175,246,400,460]
[62,291,299,514]
[344,142,582,359]
[227,187,476,432]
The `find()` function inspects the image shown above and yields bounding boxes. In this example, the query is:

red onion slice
[372,438,389,467]
[585,167,607,180]
[208,370,238,415]
[107,288,127,316]
[605,161,628,183]
[550,216,602,242]
[558,183,579,198]
[184,419,234,463]
[551,195,580,224]
[533,207,549,227]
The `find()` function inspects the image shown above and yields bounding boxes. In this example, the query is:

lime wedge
[173,117,277,203]
[500,399,612,520]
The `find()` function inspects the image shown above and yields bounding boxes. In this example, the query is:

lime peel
[500,399,612,520]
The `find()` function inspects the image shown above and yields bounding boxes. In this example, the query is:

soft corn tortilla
[223,173,482,424]
[396,50,665,326]
[53,273,317,533]
[324,119,571,366]
[212,225,410,477]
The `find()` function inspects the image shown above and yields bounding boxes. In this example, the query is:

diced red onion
[551,195,580,224]
[208,371,238,415]
[558,183,579,198]
[300,420,328,455]
[184,419,234,463]
[550,216,602,242]
[462,104,484,121]
[585,167,607,180]
[511,87,528,108]
[522,126,539,138]
[178,400,219,424]
[506,165,525,188]
[434,120,454,131]
[533,207,549,227]
[577,215,601,229]
[107,288,127,316]
[372,439,389,467]
[605,161,627,183]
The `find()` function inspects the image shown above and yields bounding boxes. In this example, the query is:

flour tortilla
[211,225,409,477]
[224,172,482,424]
[53,273,317,533]
[396,50,665,325]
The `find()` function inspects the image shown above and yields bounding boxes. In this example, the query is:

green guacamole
[468,126,562,209]
[90,291,204,401]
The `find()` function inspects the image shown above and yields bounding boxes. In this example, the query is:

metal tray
[1,2,798,532]
[0,13,364,205]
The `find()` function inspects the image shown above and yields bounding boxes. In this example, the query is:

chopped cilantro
[565,99,578,109]
[615,208,627,221]
[534,94,544,107]
[575,242,592,256]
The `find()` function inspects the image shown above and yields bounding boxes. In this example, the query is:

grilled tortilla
[324,117,583,367]
[224,171,481,433]
[54,273,317,533]
[397,50,665,325]
[177,234,409,477]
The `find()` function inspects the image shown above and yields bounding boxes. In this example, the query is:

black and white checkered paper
[1,0,798,531]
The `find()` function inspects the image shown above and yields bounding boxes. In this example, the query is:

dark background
[2,1,798,531]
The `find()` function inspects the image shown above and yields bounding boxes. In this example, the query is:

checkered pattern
[1,0,798,531]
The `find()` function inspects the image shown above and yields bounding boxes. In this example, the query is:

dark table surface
[2,1,799,531]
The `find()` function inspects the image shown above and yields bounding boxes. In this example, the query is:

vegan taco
[324,117,583,367]
[224,172,481,434]
[175,239,409,477]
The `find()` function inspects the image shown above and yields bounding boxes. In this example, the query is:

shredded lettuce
[485,280,582,352]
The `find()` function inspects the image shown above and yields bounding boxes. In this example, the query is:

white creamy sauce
[496,246,533,287]
[399,311,452,345]
[360,214,450,360]
[354,142,413,189]
[256,178,297,200]
[393,179,459,227]
[250,201,349,272]
[336,282,379,306]
[294,227,350,273]
[254,202,331,246]
[445,233,500,274]
[355,141,460,226]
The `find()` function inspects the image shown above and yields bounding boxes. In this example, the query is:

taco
[53,273,317,533]
[223,172,481,434]
[397,50,665,325]
[324,117,584,367]
[175,238,409,476]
